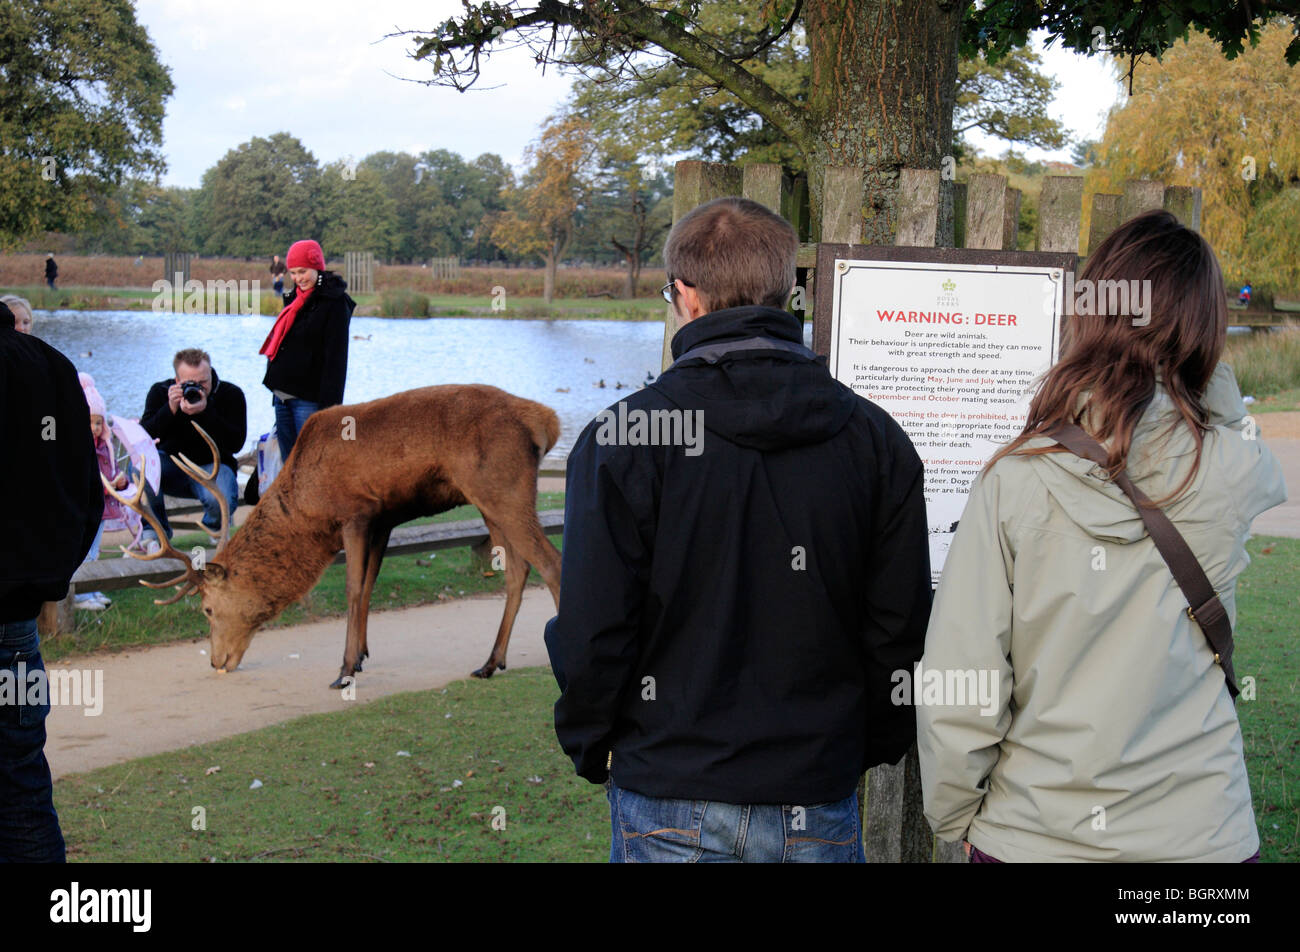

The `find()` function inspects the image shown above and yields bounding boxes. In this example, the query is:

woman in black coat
[259,239,355,459]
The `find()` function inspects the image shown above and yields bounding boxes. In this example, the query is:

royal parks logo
[937,277,959,308]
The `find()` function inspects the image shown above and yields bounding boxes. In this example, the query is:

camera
[181,381,205,404]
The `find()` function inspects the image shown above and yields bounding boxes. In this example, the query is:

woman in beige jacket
[918,209,1287,862]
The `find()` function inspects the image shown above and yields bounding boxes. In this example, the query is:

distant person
[269,253,286,297]
[260,239,354,459]
[544,197,931,863]
[1238,282,1252,305]
[918,210,1287,863]
[138,348,246,549]
[1,300,102,862]
[44,254,58,291]
[74,374,127,611]
[0,295,33,334]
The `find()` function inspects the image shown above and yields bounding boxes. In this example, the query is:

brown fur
[199,384,562,685]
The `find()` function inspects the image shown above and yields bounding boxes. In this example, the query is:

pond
[32,310,682,464]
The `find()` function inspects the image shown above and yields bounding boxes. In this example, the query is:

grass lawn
[49,535,1298,863]
[1249,387,1300,414]
[47,493,565,665]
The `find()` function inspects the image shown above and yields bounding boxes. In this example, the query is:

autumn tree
[0,0,173,247]
[1087,22,1300,292]
[400,1,1300,243]
[490,115,598,303]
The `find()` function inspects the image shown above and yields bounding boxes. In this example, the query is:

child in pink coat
[77,373,127,610]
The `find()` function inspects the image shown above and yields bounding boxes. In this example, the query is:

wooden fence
[344,251,375,294]
[429,256,461,280]
[162,251,191,287]
[659,159,1218,862]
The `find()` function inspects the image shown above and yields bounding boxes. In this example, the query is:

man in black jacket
[138,348,246,546]
[0,304,101,861]
[544,197,931,863]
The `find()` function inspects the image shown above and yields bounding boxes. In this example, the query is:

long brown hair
[987,209,1227,503]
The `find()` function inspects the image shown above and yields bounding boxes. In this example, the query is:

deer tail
[526,404,561,459]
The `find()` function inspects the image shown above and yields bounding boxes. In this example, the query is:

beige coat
[918,366,1287,861]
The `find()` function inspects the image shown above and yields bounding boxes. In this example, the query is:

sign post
[814,245,1076,584]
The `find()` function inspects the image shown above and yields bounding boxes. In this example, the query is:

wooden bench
[39,509,565,632]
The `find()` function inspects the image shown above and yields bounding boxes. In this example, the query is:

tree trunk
[803,0,961,241]
[543,249,557,304]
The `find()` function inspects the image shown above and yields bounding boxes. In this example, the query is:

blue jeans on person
[138,455,239,543]
[0,619,66,862]
[272,394,322,460]
[605,776,865,863]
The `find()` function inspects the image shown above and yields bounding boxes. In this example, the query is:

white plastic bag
[257,426,283,495]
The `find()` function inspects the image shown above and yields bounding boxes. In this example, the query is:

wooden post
[1121,179,1165,224]
[1088,193,1123,256]
[1002,187,1022,251]
[345,252,375,294]
[661,161,744,370]
[894,169,940,248]
[964,174,1007,250]
[1037,177,1085,253]
[1163,186,1202,231]
[820,166,865,244]
[742,163,787,213]
[37,595,75,638]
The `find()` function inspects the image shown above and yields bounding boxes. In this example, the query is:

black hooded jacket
[544,305,931,804]
[262,271,354,406]
[1,327,102,622]
[140,368,247,472]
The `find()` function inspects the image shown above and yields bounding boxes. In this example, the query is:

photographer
[138,348,246,548]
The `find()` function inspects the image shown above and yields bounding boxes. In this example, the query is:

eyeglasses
[661,277,694,303]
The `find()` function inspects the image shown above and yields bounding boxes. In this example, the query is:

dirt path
[44,588,558,780]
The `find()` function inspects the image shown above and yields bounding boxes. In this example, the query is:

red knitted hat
[286,239,325,270]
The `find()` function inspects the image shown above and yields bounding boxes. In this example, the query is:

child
[76,373,127,610]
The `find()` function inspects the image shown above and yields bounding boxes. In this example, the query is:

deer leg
[330,520,371,689]
[471,525,525,679]
[514,517,561,609]
[356,524,391,668]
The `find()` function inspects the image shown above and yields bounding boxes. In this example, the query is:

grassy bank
[49,534,1299,863]
[1225,324,1300,402]
[48,494,564,665]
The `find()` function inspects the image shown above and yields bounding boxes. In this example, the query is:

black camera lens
[181,381,204,404]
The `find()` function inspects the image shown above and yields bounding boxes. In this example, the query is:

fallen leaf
[204,766,220,776]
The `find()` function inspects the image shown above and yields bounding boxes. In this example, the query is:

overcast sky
[137,0,1124,188]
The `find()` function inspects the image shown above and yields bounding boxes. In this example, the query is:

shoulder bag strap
[1044,422,1239,699]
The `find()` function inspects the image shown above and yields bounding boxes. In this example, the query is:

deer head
[106,423,250,672]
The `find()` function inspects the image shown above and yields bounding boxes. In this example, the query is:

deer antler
[103,422,230,604]
[170,423,232,551]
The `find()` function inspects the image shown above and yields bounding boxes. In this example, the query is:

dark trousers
[0,619,65,862]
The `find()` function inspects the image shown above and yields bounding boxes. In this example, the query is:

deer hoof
[329,673,355,690]
[470,664,495,679]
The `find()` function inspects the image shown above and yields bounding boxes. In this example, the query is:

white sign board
[825,256,1067,584]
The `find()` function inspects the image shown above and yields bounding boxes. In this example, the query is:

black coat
[45,257,57,280]
[262,271,353,406]
[0,327,101,622]
[140,369,247,472]
[543,305,932,804]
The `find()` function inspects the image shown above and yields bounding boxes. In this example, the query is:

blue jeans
[138,455,239,542]
[0,619,65,862]
[272,394,322,460]
[606,777,865,863]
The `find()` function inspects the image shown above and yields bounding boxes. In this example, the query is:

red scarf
[259,284,314,361]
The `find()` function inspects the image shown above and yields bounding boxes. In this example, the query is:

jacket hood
[651,305,856,451]
[1025,388,1208,543]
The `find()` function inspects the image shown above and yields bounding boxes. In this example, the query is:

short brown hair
[663,197,798,311]
[174,348,212,371]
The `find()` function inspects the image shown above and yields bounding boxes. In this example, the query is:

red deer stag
[108,386,563,687]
